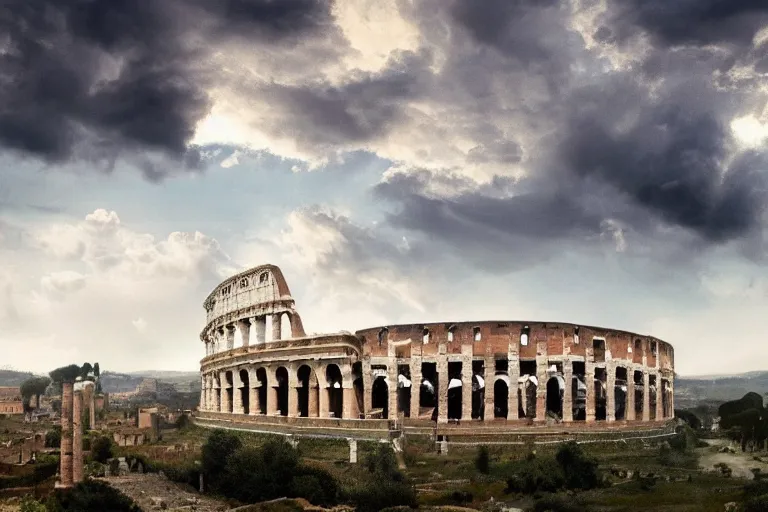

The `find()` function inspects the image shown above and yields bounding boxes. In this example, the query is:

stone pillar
[319,385,329,418]
[200,376,206,411]
[288,370,299,418]
[252,317,266,346]
[483,357,495,421]
[60,381,74,488]
[72,390,83,484]
[309,383,319,417]
[606,366,616,422]
[226,325,235,351]
[388,365,398,420]
[362,360,372,416]
[626,373,636,421]
[535,360,547,422]
[250,382,260,415]
[238,320,251,349]
[409,360,422,419]
[272,314,282,341]
[508,357,520,420]
[562,361,573,422]
[348,439,358,463]
[461,359,472,421]
[437,356,448,424]
[268,386,279,416]
[343,385,356,419]
[220,371,231,413]
[585,362,596,423]
[642,372,650,422]
[233,371,243,414]
[655,374,663,421]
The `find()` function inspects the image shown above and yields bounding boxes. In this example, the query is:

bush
[533,494,589,512]
[175,414,191,430]
[155,461,199,487]
[291,465,339,506]
[505,457,565,494]
[475,445,490,474]
[45,480,141,511]
[744,494,768,512]
[201,429,242,491]
[555,442,600,490]
[744,480,768,500]
[20,496,47,512]
[219,438,301,504]
[45,426,61,448]
[90,436,114,464]
[349,480,417,512]
[364,443,403,482]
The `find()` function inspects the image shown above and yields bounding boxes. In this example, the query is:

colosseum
[197,264,675,436]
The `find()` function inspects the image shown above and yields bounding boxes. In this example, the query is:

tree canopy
[49,365,83,384]
[718,392,768,451]
[20,376,51,402]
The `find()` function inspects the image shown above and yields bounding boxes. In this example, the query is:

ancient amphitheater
[196,265,675,439]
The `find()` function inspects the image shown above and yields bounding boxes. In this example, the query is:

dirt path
[102,473,229,511]
[698,439,768,480]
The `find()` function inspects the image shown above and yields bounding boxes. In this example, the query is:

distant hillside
[126,371,200,392]
[0,369,36,386]
[675,371,768,409]
[99,371,145,393]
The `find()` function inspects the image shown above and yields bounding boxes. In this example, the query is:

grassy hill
[675,371,768,409]
[0,369,36,386]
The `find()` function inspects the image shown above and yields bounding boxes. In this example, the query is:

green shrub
[533,494,589,512]
[45,480,141,511]
[744,480,768,500]
[201,429,242,491]
[744,494,768,512]
[504,457,565,494]
[45,426,61,448]
[292,465,339,506]
[555,442,600,491]
[475,445,490,474]
[349,480,417,512]
[19,495,46,512]
[364,443,403,482]
[219,438,301,504]
[90,436,114,464]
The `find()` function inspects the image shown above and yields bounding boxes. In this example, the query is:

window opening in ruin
[634,339,642,353]
[447,325,456,342]
[633,370,644,417]
[594,368,607,421]
[240,278,248,288]
[473,327,481,341]
[572,361,586,421]
[651,341,657,355]
[615,367,628,421]
[649,375,657,420]
[239,369,250,415]
[422,328,430,344]
[472,360,485,420]
[520,326,530,346]
[546,376,563,420]
[420,363,437,417]
[326,364,344,418]
[256,368,268,414]
[259,272,268,284]
[518,360,537,418]
[372,375,389,419]
[574,326,580,344]
[224,371,234,414]
[447,362,463,420]
[378,328,389,346]
[495,359,508,373]
[275,367,289,416]
[297,365,317,418]
[661,379,670,419]
[593,338,606,363]
[494,378,509,418]
[397,365,411,418]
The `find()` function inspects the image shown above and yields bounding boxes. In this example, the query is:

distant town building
[0,387,23,415]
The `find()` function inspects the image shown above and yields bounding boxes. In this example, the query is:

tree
[90,436,114,464]
[93,363,100,378]
[49,365,83,384]
[201,429,242,491]
[20,377,51,410]
[80,363,93,380]
[719,393,768,452]
[475,445,490,474]
[219,439,301,503]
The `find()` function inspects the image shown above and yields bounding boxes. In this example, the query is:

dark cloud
[0,0,332,175]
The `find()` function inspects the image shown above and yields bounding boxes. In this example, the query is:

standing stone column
[362,360,372,416]
[60,381,74,488]
[387,365,398,420]
[287,369,299,418]
[483,357,495,421]
[409,360,422,419]
[319,384,330,418]
[461,359,472,421]
[508,358,520,420]
[200,376,207,411]
[437,355,448,424]
[249,380,259,415]
[271,314,282,341]
[562,361,573,422]
[220,371,231,413]
[626,372,636,421]
[309,382,319,417]
[233,370,243,414]
[606,366,616,422]
[642,372,650,422]
[655,374,664,421]
[585,362,596,423]
[534,360,547,422]
[226,325,235,351]
[72,390,83,484]
[268,385,279,415]
[238,320,251,349]
[343,384,356,419]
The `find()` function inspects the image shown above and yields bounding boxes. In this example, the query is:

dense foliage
[45,426,61,448]
[20,377,51,408]
[475,445,490,474]
[45,480,141,511]
[48,365,82,384]
[90,436,114,464]
[503,442,602,495]
[350,443,417,512]
[718,392,768,451]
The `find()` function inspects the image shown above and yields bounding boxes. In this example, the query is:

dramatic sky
[1,0,767,376]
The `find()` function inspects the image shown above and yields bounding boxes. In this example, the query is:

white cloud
[40,271,86,301]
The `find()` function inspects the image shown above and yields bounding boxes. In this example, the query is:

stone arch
[372,375,389,418]
[397,366,412,418]
[615,367,628,421]
[546,376,563,419]
[494,377,509,419]
[297,365,319,418]
[275,367,289,416]
[325,364,344,418]
[239,369,250,415]
[255,368,268,415]
[224,371,234,413]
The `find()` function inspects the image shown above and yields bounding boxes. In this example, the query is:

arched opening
[633,370,644,418]
[649,375,658,420]
[280,313,292,339]
[214,374,221,411]
[661,379,670,419]
[419,363,437,420]
[297,365,318,417]
[256,368,268,414]
[546,376,563,419]
[225,371,234,413]
[275,367,289,416]
[326,364,343,418]
[494,378,508,418]
[239,369,250,415]
[615,367,628,421]
[372,376,389,418]
[397,366,411,418]
[472,374,485,419]
[572,375,587,421]
[594,368,607,421]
